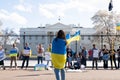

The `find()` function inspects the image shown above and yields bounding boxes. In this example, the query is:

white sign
[23,50,30,54]
[93,50,99,58]
[45,52,51,60]
[0,50,6,61]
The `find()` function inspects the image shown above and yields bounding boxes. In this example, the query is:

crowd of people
[0,29,120,80]
[0,32,120,71]
[0,37,120,71]
[66,44,120,70]
[0,42,52,70]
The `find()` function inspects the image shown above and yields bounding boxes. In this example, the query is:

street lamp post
[4,32,7,54]
[101,32,103,49]
[75,41,77,53]
[23,32,25,47]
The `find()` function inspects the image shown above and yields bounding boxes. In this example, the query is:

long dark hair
[56,30,66,40]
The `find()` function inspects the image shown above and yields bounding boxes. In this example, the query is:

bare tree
[0,28,19,53]
[1,28,19,44]
[91,10,120,49]
[0,20,19,53]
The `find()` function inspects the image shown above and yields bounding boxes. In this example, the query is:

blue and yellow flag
[9,48,18,57]
[116,23,120,30]
[51,38,66,69]
[66,30,80,45]
[51,30,80,69]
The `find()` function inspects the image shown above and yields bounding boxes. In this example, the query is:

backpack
[73,62,80,69]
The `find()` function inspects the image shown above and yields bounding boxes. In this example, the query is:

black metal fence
[1,34,120,55]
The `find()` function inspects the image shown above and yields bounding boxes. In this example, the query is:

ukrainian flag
[51,38,66,69]
[9,49,18,57]
[66,30,80,45]
[116,23,120,30]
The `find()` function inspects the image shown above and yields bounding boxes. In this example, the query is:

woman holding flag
[51,30,80,80]
[51,30,67,80]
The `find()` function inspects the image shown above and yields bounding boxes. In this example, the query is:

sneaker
[21,67,23,69]
[3,67,5,70]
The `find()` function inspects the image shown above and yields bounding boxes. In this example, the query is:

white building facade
[20,23,96,54]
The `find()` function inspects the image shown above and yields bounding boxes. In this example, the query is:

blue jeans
[37,56,43,64]
[47,60,49,66]
[54,68,65,80]
[21,56,29,68]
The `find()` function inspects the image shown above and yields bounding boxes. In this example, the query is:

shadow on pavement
[16,74,40,77]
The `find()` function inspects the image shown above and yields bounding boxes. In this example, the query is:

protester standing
[9,43,19,69]
[109,48,118,69]
[66,45,72,68]
[102,45,109,69]
[51,30,67,80]
[92,44,99,70]
[117,46,120,69]
[102,49,109,69]
[0,45,6,70]
[81,47,87,67]
[37,44,44,64]
[21,43,31,69]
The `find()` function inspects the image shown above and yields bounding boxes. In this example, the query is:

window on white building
[35,42,38,45]
[42,35,44,40]
[81,36,84,40]
[29,35,31,40]
[47,32,54,43]
[35,35,38,40]
[88,36,91,40]
[29,43,31,45]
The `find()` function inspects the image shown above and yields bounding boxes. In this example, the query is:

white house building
[20,23,96,54]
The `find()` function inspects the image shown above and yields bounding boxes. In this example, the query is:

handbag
[102,54,109,60]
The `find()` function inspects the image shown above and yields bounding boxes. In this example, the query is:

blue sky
[0,0,120,33]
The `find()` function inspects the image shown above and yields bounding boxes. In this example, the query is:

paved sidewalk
[0,68,120,80]
[0,60,120,80]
